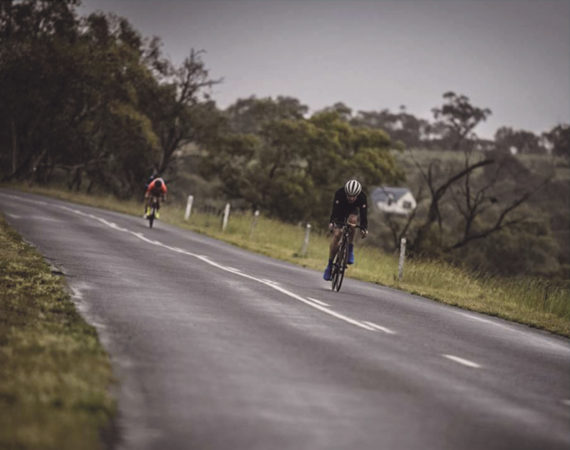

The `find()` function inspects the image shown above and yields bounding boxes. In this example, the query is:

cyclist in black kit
[323,179,368,281]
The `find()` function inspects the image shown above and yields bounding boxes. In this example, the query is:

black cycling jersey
[329,187,368,230]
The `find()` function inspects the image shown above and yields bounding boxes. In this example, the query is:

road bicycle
[330,221,363,292]
[146,196,160,228]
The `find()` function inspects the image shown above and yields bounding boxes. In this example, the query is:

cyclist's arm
[329,190,344,225]
[359,205,368,230]
[358,194,368,230]
[358,196,368,237]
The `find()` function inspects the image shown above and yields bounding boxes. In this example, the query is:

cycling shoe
[323,263,332,281]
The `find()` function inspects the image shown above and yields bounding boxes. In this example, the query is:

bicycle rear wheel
[331,241,347,292]
[330,264,339,291]
[148,206,156,228]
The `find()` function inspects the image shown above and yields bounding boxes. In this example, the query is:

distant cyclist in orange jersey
[144,177,167,218]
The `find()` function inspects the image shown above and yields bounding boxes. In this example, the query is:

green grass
[0,214,116,450]
[173,210,570,336]
[7,183,570,339]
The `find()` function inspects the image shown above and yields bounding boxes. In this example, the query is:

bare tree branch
[410,157,494,253]
[445,176,551,250]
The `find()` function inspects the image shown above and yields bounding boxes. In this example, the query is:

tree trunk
[10,119,18,176]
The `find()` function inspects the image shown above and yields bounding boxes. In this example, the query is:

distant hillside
[369,149,570,279]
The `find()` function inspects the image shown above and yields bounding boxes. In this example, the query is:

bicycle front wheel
[148,207,155,228]
[331,242,347,292]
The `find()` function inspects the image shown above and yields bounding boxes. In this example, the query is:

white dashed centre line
[363,321,396,335]
[307,297,330,307]
[56,205,382,333]
[442,354,482,369]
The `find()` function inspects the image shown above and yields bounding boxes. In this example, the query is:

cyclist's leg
[347,214,358,264]
[144,193,150,216]
[328,227,343,260]
[324,227,342,280]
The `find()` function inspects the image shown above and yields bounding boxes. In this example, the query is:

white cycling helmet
[344,179,362,197]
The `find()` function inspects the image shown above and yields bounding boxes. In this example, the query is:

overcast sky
[79,0,570,139]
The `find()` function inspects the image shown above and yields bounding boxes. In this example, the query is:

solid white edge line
[307,297,330,307]
[363,321,396,335]
[442,354,481,369]
[456,311,516,333]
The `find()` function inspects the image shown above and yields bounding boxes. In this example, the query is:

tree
[431,92,492,150]
[224,96,308,134]
[543,124,570,159]
[198,110,404,224]
[318,102,353,122]
[0,0,82,181]
[446,150,551,250]
[403,148,550,256]
[306,111,403,194]
[353,108,431,149]
[60,12,160,196]
[141,47,222,176]
[409,151,494,253]
[456,218,560,276]
[495,127,543,155]
[0,1,220,197]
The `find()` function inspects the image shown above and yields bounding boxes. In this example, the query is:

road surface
[1,189,569,450]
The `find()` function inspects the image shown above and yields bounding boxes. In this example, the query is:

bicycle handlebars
[330,221,365,230]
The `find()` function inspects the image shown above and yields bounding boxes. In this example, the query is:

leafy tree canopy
[198,106,403,224]
[432,91,492,150]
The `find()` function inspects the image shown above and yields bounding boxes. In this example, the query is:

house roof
[371,186,412,203]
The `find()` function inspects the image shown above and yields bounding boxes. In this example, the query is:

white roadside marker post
[398,237,407,281]
[249,210,260,238]
[222,203,230,231]
[184,195,194,220]
[301,223,311,256]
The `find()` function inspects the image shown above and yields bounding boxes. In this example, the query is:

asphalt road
[1,189,569,450]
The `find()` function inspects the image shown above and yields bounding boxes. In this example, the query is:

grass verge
[0,213,116,450]
[167,207,570,338]
[7,184,570,338]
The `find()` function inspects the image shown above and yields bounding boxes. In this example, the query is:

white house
[371,186,417,215]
